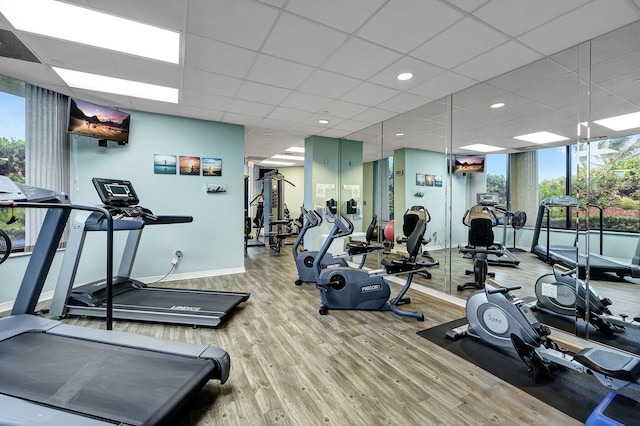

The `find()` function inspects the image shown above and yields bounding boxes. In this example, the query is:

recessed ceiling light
[261,160,294,166]
[395,132,405,136]
[318,119,329,124]
[459,144,504,153]
[490,103,505,109]
[513,131,570,144]
[272,154,304,161]
[0,0,180,63]
[53,67,179,103]
[285,146,305,153]
[594,111,640,131]
[397,72,413,81]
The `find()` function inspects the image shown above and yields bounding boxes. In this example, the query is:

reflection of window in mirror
[485,154,507,205]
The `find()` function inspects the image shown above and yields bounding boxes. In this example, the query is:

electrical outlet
[171,250,183,266]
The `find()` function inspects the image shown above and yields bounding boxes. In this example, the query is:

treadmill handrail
[6,200,116,330]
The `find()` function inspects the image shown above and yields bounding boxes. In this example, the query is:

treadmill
[0,176,230,425]
[531,195,640,279]
[50,177,249,327]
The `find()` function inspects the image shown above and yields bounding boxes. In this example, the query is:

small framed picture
[434,175,443,187]
[202,157,222,176]
[179,156,201,175]
[153,154,177,175]
[425,174,435,186]
[416,173,426,186]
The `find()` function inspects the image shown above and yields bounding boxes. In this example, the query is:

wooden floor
[64,247,585,426]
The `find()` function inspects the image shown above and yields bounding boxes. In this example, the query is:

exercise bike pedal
[396,297,411,306]
[488,272,495,278]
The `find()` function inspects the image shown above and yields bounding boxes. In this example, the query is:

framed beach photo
[202,157,222,176]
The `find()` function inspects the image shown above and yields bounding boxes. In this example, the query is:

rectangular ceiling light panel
[53,67,179,103]
[458,144,504,153]
[594,111,640,131]
[0,0,180,63]
[513,131,570,144]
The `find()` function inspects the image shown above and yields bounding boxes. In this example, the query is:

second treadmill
[50,177,250,327]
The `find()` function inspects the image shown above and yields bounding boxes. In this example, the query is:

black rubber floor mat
[417,319,636,422]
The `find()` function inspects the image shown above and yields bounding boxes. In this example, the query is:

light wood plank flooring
[63,246,585,426]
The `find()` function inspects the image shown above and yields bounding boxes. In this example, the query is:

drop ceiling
[0,0,639,165]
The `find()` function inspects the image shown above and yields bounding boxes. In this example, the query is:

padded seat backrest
[365,214,378,243]
[469,217,494,247]
[403,206,427,237]
[406,218,426,258]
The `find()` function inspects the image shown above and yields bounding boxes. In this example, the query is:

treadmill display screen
[92,178,139,207]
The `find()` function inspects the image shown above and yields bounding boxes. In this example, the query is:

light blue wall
[67,110,245,286]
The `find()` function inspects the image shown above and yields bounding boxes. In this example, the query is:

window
[575,135,640,232]
[0,77,26,252]
[485,153,507,205]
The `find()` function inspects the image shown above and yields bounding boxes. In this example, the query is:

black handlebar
[487,285,521,294]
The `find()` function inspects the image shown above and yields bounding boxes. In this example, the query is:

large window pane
[0,77,26,252]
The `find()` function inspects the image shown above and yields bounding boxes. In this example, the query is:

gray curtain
[24,84,70,249]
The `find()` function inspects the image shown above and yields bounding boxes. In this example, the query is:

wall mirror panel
[345,21,640,353]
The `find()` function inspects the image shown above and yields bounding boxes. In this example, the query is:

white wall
[281,166,304,219]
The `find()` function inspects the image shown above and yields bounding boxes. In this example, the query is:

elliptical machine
[292,207,347,286]
[314,209,438,320]
[533,263,640,336]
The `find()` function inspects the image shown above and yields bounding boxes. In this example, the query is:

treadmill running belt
[113,288,246,314]
[0,332,214,425]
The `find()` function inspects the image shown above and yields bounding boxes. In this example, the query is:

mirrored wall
[347,20,640,353]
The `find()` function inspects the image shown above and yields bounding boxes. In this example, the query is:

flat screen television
[67,97,130,144]
[453,155,485,173]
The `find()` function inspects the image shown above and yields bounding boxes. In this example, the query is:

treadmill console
[476,192,499,206]
[92,178,139,207]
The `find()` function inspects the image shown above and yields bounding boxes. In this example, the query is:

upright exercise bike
[292,207,347,285]
[314,209,438,320]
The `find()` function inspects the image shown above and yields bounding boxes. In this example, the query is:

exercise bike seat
[346,240,384,255]
[381,218,438,274]
[574,348,640,383]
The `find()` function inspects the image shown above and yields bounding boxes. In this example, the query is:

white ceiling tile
[259,0,287,7]
[412,71,478,99]
[235,81,292,105]
[280,92,333,112]
[341,82,400,107]
[246,55,315,89]
[179,105,225,122]
[368,56,443,90]
[517,0,640,55]
[411,18,509,69]
[452,83,506,108]
[351,108,398,124]
[332,119,375,133]
[321,38,402,80]
[181,89,232,111]
[262,13,348,67]
[453,41,543,82]
[185,34,257,78]
[473,0,588,37]
[296,69,361,98]
[357,0,464,53]
[227,99,275,117]
[267,106,312,122]
[444,0,490,13]
[253,119,296,132]
[321,100,370,118]
[377,93,434,113]
[182,68,243,97]
[484,58,572,92]
[222,112,263,127]
[188,0,280,50]
[285,0,386,33]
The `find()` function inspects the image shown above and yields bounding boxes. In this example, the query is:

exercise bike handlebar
[487,285,521,294]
